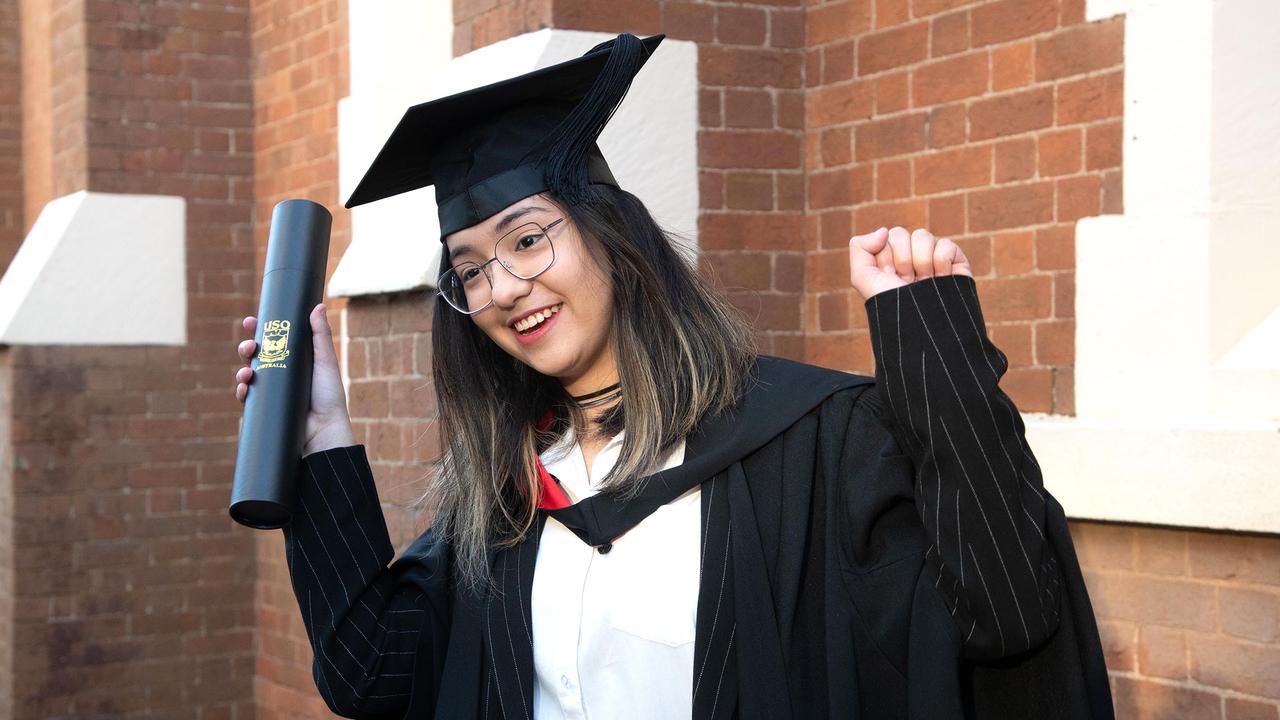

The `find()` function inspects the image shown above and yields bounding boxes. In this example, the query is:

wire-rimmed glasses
[437,218,564,314]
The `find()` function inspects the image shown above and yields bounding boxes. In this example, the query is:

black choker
[570,382,622,409]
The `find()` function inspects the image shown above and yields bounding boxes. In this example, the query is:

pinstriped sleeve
[282,444,452,719]
[865,274,1062,661]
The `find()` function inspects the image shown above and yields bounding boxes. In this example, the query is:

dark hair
[427,184,756,591]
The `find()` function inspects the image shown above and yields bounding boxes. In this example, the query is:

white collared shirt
[531,428,696,720]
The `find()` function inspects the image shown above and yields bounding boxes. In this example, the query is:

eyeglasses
[437,217,564,314]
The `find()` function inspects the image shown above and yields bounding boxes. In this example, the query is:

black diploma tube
[229,199,332,529]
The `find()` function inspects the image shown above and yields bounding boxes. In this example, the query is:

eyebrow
[448,204,550,262]
[494,204,548,234]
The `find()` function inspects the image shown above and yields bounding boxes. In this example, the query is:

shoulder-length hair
[428,184,756,592]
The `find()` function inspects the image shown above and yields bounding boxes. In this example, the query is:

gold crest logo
[258,319,291,366]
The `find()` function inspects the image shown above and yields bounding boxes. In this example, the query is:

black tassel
[536,33,650,203]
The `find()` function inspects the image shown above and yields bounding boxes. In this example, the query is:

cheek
[471,313,510,348]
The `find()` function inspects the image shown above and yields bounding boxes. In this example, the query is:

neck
[563,378,621,436]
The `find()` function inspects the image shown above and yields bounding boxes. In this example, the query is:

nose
[488,261,532,309]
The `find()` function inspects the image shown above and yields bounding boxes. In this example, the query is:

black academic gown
[281,274,1113,719]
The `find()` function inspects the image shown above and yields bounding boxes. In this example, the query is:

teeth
[516,304,561,333]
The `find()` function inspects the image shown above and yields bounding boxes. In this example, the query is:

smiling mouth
[514,304,562,334]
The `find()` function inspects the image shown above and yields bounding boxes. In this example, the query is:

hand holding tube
[235,303,354,456]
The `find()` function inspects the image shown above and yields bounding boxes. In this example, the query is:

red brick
[807,1,872,46]
[1034,319,1073,365]
[930,10,969,57]
[808,248,853,292]
[912,51,987,107]
[857,22,929,76]
[1060,0,1086,23]
[968,181,1054,231]
[702,251,773,291]
[1052,365,1074,413]
[994,137,1036,182]
[1089,573,1219,630]
[969,86,1054,141]
[1220,587,1280,643]
[810,168,854,209]
[1095,619,1137,672]
[877,159,911,199]
[819,292,851,330]
[806,81,872,126]
[998,365,1052,411]
[1226,699,1280,720]
[770,334,807,363]
[822,41,855,84]
[1188,532,1280,585]
[928,193,966,236]
[990,322,1033,366]
[914,145,991,194]
[700,170,725,209]
[1101,169,1122,214]
[1085,120,1122,170]
[993,230,1034,274]
[716,5,767,45]
[770,9,805,49]
[777,171,805,210]
[805,331,875,374]
[1035,224,1074,270]
[732,290,803,331]
[1036,18,1125,81]
[874,71,909,113]
[1053,271,1074,319]
[991,40,1033,90]
[1133,527,1189,576]
[1111,677,1222,720]
[1056,70,1124,125]
[700,88,722,127]
[778,91,803,129]
[912,0,972,17]
[855,112,928,160]
[821,127,853,166]
[1056,174,1102,223]
[854,200,929,236]
[1189,633,1280,698]
[927,103,966,147]
[978,274,1053,322]
[725,171,775,210]
[663,2,714,42]
[701,46,803,88]
[874,0,910,27]
[701,213,806,251]
[1072,521,1136,570]
[773,252,805,292]
[725,88,774,129]
[971,0,1058,47]
[700,130,802,169]
[1039,128,1082,176]
[851,164,876,204]
[819,209,855,250]
[553,0,660,33]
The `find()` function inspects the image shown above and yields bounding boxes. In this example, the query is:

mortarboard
[344,32,666,240]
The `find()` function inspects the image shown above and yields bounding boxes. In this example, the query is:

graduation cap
[344,32,666,240]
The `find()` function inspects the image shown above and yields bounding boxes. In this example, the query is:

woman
[234,33,1111,719]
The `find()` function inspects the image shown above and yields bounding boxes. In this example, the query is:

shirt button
[561,674,571,688]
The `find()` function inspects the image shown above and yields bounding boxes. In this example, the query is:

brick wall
[802,0,1122,414]
[1074,521,1280,718]
[0,1,20,714]
[454,0,552,55]
[4,0,259,717]
[2,1,1270,718]
[248,0,352,716]
[0,349,12,718]
[0,0,21,271]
